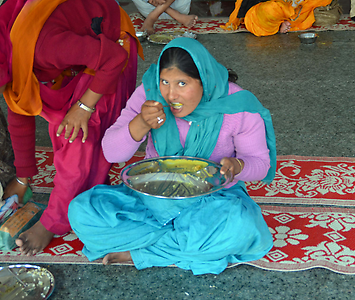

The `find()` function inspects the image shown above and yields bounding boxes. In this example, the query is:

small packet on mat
[0,201,47,250]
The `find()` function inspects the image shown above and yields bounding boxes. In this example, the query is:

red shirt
[6,0,132,176]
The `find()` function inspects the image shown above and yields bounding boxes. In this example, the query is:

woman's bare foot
[179,15,198,29]
[15,221,54,256]
[102,251,132,265]
[141,17,156,35]
[280,21,291,33]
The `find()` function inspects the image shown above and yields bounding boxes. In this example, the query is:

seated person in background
[132,0,198,34]
[221,0,332,36]
[68,38,277,275]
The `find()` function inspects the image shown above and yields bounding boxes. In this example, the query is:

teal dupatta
[142,38,276,183]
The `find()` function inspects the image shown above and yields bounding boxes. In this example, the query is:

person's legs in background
[0,106,15,198]
[132,0,197,34]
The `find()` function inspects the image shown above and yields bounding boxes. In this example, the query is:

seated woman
[221,0,332,36]
[133,0,198,34]
[68,38,277,275]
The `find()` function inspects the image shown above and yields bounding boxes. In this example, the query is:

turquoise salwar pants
[68,183,273,275]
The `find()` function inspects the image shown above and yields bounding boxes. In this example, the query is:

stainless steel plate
[147,31,197,45]
[121,156,233,199]
[0,264,55,300]
[135,30,147,42]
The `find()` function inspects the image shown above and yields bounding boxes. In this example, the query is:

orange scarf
[4,0,68,116]
[220,0,244,31]
[119,6,144,60]
[4,0,143,116]
[221,0,332,36]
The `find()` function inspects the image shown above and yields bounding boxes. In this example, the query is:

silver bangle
[77,100,96,113]
[235,158,243,176]
[16,177,29,186]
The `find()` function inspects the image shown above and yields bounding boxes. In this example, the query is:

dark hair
[159,47,201,81]
[227,68,238,83]
[159,47,238,83]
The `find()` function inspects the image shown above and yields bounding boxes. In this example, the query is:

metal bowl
[0,264,55,299]
[298,32,318,44]
[135,31,147,42]
[121,156,233,199]
[147,31,197,45]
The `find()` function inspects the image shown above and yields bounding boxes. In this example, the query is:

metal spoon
[7,267,29,289]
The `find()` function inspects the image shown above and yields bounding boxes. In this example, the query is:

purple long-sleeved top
[102,82,271,184]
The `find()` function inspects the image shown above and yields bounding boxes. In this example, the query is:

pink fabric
[102,82,271,184]
[2,0,139,234]
[41,37,138,235]
[33,0,128,95]
[0,0,28,87]
[5,0,130,176]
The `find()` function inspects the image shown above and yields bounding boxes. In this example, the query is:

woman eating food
[69,38,276,275]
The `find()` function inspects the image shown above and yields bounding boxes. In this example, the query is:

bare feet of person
[15,221,54,256]
[180,15,198,29]
[141,17,156,35]
[280,21,291,34]
[102,251,133,265]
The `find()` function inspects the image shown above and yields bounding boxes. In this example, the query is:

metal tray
[0,264,55,300]
[121,156,232,199]
[147,31,197,45]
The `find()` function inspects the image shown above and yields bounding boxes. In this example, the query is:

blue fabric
[69,183,273,275]
[143,37,276,183]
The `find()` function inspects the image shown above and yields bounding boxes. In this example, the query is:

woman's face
[159,66,203,118]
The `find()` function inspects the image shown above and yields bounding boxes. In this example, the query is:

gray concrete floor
[1,2,355,299]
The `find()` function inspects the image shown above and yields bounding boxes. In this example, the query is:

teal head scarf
[142,38,276,183]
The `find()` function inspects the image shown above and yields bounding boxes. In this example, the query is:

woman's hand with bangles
[2,177,29,203]
[56,89,102,143]
[220,157,244,177]
[57,103,92,143]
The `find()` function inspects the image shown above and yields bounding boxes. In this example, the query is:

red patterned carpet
[129,13,355,34]
[32,147,355,206]
[2,147,355,275]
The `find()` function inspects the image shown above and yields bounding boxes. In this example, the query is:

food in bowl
[121,156,232,199]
